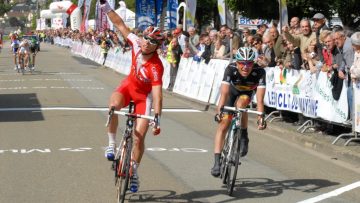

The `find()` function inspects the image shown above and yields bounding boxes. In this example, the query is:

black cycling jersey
[222,62,266,110]
[222,62,266,91]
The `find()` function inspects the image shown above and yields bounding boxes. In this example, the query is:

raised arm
[100,0,131,39]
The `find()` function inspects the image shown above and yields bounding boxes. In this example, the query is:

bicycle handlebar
[113,110,155,121]
[221,106,264,116]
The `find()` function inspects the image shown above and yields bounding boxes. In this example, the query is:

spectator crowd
[39,13,360,133]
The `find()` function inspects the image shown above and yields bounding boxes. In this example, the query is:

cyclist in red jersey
[100,0,164,192]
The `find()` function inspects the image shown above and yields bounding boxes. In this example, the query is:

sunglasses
[143,36,158,45]
[237,61,254,67]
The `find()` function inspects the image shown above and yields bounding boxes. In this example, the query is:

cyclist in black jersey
[211,47,267,177]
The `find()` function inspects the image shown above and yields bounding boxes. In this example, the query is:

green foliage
[31,13,37,30]
[332,0,360,29]
[0,0,13,16]
[195,0,217,30]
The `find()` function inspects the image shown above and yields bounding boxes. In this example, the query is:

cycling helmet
[235,47,257,61]
[144,26,164,45]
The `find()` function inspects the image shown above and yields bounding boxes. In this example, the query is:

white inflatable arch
[49,1,81,30]
[40,9,69,19]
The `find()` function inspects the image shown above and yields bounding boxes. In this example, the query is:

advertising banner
[238,16,269,29]
[167,0,178,29]
[136,0,156,31]
[264,67,348,123]
[95,0,109,32]
[155,0,164,26]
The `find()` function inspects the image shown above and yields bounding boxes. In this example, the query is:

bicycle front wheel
[117,139,132,203]
[226,129,241,196]
[220,133,230,184]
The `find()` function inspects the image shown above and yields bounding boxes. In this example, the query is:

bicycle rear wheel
[226,129,241,196]
[116,139,132,203]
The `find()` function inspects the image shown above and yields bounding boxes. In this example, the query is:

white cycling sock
[108,132,116,146]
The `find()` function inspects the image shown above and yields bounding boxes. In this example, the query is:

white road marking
[0,87,28,90]
[297,181,360,203]
[0,79,25,82]
[33,87,47,89]
[0,147,208,154]
[0,107,203,113]
[0,86,104,90]
[0,72,81,76]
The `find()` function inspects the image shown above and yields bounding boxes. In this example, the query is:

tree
[332,0,360,29]
[195,0,217,31]
[0,0,13,16]
[176,0,218,31]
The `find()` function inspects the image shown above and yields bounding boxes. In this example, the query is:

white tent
[115,1,135,29]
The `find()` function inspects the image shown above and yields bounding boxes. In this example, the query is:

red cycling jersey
[115,33,164,115]
[127,33,163,93]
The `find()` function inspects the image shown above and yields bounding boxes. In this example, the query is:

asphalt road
[0,43,359,203]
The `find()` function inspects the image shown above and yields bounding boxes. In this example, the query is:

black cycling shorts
[224,85,254,113]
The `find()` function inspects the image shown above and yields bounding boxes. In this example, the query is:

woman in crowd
[302,38,322,74]
[282,40,302,70]
[350,32,360,83]
[212,39,226,59]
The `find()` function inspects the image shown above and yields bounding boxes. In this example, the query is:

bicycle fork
[226,116,242,165]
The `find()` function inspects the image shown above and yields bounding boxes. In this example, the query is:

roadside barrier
[55,38,360,142]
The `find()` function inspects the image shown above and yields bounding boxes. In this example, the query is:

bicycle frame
[105,102,155,203]
[220,106,264,196]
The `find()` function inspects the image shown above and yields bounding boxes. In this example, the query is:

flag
[80,0,92,32]
[136,0,156,31]
[156,0,164,26]
[185,0,196,29]
[279,0,288,27]
[167,0,178,29]
[95,0,109,32]
[217,0,225,25]
[217,0,233,27]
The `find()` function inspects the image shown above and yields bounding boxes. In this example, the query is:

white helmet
[235,47,257,61]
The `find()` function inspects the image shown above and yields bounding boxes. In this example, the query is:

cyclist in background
[10,33,20,70]
[29,36,38,71]
[18,39,30,71]
[211,47,267,177]
[100,0,163,193]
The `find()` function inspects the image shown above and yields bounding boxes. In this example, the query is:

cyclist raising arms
[100,0,163,192]
[211,47,267,177]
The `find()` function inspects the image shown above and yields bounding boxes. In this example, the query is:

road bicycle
[105,102,156,203]
[218,106,265,196]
